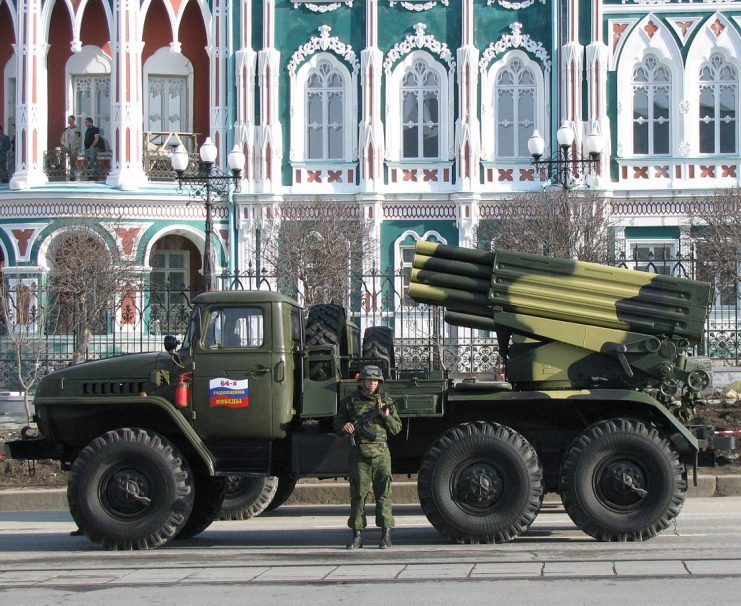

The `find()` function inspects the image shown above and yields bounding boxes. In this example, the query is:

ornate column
[560,0,584,146]
[209,0,230,164]
[234,0,257,192]
[10,0,48,189]
[359,0,384,192]
[455,0,480,191]
[586,0,610,177]
[256,0,282,192]
[107,0,147,190]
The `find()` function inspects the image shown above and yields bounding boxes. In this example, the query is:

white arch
[385,50,453,162]
[290,52,357,163]
[142,224,228,276]
[36,225,111,271]
[616,16,683,158]
[685,14,741,156]
[3,51,16,133]
[481,49,547,161]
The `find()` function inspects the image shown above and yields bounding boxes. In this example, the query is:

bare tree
[259,199,374,307]
[48,223,134,364]
[0,275,60,424]
[477,189,615,263]
[687,188,741,303]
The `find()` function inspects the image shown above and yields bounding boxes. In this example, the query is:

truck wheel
[174,472,226,540]
[559,418,687,542]
[265,473,299,512]
[418,422,543,544]
[68,428,194,550]
[218,475,278,520]
[305,304,347,380]
[362,326,395,378]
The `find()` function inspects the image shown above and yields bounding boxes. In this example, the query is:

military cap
[360,365,384,383]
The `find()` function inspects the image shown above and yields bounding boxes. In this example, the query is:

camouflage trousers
[347,444,394,530]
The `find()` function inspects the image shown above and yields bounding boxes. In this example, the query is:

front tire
[559,418,687,542]
[68,428,194,550]
[418,422,543,544]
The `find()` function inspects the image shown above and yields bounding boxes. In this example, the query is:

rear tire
[418,422,543,544]
[362,326,395,378]
[219,476,278,520]
[559,418,687,542]
[265,473,299,512]
[68,428,194,550]
[174,471,226,540]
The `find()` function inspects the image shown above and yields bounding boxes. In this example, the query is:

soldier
[334,365,402,549]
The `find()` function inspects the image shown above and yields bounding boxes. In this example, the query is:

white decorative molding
[679,99,690,114]
[288,25,359,76]
[293,1,353,12]
[383,23,455,74]
[621,0,670,4]
[679,141,690,156]
[479,22,551,73]
[666,16,702,46]
[389,0,449,11]
[487,0,545,9]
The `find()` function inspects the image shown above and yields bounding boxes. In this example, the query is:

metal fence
[0,255,738,392]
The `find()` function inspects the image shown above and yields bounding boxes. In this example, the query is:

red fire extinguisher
[174,372,192,408]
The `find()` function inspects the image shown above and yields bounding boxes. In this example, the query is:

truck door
[192,304,272,441]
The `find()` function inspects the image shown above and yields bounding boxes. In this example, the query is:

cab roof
[193,290,299,306]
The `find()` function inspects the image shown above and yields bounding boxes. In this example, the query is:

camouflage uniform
[334,385,402,530]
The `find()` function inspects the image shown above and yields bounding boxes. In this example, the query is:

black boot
[379,527,392,549]
[346,530,363,550]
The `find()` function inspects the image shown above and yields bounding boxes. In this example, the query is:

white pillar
[10,0,48,189]
[107,0,147,190]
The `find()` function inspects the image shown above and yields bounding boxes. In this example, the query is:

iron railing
[0,254,738,392]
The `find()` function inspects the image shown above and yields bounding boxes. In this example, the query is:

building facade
[0,0,738,374]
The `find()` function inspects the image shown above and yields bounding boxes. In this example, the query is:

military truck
[5,242,735,550]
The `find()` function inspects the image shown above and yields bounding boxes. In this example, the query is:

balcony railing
[41,131,202,182]
[44,148,112,182]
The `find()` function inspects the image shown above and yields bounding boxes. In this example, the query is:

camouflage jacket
[334,386,402,448]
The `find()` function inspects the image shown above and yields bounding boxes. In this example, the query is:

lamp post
[528,121,603,189]
[171,138,245,292]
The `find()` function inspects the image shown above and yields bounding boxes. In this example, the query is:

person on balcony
[0,125,10,183]
[60,115,82,181]
[83,117,101,180]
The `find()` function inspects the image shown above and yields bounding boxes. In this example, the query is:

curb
[1,475,740,512]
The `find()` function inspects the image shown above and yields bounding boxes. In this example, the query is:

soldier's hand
[343,422,355,434]
[379,403,390,417]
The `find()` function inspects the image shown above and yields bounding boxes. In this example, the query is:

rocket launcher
[408,241,714,414]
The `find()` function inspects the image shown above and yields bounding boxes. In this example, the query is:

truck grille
[82,381,145,395]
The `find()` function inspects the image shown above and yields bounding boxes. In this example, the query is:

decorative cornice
[0,201,229,221]
[479,22,552,73]
[383,23,455,74]
[487,0,545,9]
[389,0,449,10]
[287,25,359,76]
[293,1,353,12]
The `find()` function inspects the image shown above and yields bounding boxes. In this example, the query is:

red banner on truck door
[209,378,250,408]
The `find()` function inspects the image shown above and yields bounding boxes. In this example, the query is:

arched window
[699,54,737,154]
[632,55,671,155]
[401,59,440,159]
[144,49,194,135]
[495,58,536,158]
[306,60,345,160]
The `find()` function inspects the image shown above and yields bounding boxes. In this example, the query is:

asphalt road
[1,498,741,604]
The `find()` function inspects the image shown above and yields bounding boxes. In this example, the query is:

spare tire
[362,326,395,379]
[305,304,347,380]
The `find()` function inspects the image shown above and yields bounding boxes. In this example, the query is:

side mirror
[164,335,180,353]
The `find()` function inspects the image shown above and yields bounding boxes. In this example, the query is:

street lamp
[172,139,245,292]
[529,121,603,189]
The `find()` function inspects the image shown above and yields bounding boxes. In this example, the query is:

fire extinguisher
[174,372,192,408]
